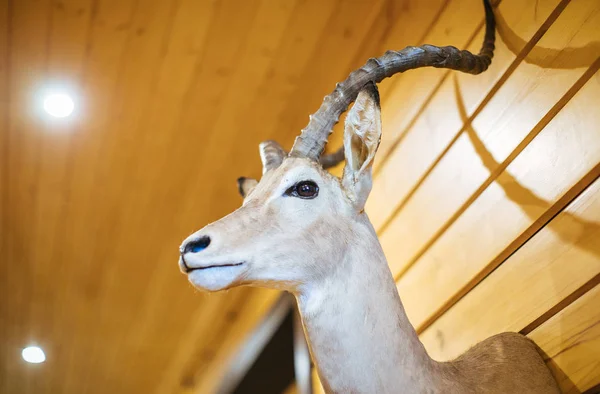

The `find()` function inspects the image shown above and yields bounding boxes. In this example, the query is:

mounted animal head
[179,0,495,293]
[179,85,383,292]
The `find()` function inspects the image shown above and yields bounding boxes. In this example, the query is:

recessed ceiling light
[22,346,46,364]
[43,93,74,118]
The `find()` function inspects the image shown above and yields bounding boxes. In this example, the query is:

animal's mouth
[185,262,244,273]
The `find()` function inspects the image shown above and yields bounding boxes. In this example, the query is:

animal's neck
[294,218,439,393]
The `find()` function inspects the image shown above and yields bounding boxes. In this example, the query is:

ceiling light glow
[22,346,46,364]
[43,93,74,118]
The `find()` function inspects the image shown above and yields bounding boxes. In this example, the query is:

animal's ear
[341,82,381,211]
[259,140,286,174]
[237,177,258,198]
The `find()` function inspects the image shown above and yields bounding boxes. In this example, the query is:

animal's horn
[259,140,286,174]
[290,0,495,162]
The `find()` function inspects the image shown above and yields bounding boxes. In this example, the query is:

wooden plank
[397,65,600,332]
[378,0,600,279]
[419,175,600,362]
[17,2,95,392]
[75,0,223,388]
[94,0,222,388]
[248,0,339,155]
[53,0,140,389]
[0,2,10,393]
[374,0,502,168]
[2,1,52,393]
[367,0,565,230]
[49,0,177,392]
[529,283,600,394]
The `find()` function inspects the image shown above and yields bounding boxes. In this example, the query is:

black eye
[285,180,319,199]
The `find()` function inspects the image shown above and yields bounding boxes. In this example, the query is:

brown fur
[437,333,560,393]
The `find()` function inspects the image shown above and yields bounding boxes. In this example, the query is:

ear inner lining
[350,134,367,173]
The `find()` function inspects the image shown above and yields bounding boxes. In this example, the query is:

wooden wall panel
[398,65,600,331]
[112,0,219,379]
[30,14,94,391]
[379,0,600,279]
[32,2,100,393]
[4,2,55,393]
[529,283,600,393]
[368,0,564,231]
[374,0,499,167]
[63,1,183,392]
[0,0,7,337]
[54,2,146,392]
[419,175,600,360]
[0,1,11,393]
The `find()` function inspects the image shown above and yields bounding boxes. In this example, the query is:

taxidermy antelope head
[179,1,560,392]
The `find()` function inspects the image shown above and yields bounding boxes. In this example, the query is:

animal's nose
[182,236,211,254]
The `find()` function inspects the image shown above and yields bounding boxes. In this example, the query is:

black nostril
[184,236,211,254]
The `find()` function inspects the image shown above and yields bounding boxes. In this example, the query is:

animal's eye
[285,180,319,199]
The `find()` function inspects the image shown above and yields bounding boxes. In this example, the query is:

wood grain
[374,0,501,169]
[4,1,54,393]
[379,0,600,279]
[419,175,600,361]
[0,1,12,393]
[367,0,565,230]
[529,283,600,393]
[398,64,600,332]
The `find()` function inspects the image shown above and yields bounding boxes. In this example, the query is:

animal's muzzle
[180,235,212,273]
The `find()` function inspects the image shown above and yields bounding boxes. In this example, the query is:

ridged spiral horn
[290,0,496,164]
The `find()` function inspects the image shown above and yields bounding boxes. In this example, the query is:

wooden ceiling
[0,0,441,392]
